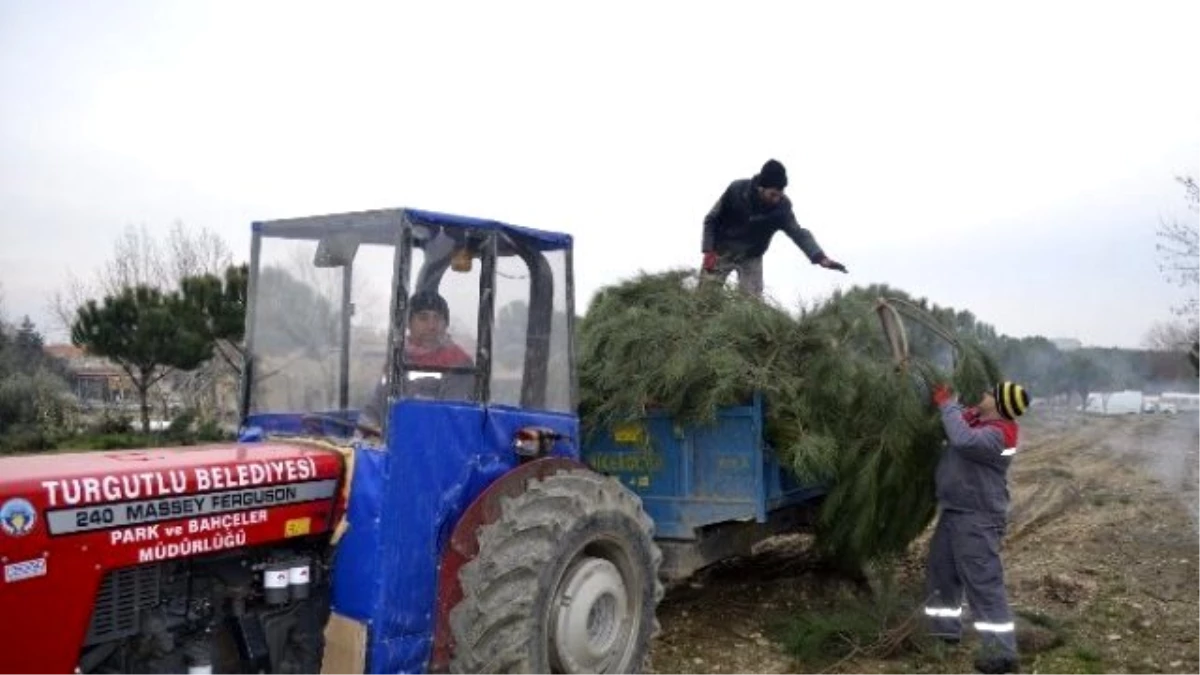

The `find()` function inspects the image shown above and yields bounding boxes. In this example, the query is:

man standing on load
[924,380,1031,674]
[700,159,847,297]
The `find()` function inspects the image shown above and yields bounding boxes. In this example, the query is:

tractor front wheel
[449,469,663,673]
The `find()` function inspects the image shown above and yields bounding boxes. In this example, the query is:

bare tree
[50,222,234,332]
[166,220,234,283]
[1144,320,1197,351]
[1156,175,1199,321]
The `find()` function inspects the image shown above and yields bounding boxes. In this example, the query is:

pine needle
[578,270,1002,566]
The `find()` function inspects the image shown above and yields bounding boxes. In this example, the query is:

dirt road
[649,409,1199,674]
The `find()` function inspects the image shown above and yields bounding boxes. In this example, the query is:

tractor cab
[235,209,659,675]
[239,208,576,439]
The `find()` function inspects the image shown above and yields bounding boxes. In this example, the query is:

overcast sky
[1,0,1197,349]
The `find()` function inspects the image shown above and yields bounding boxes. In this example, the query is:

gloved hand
[702,251,718,272]
[932,383,953,407]
[820,257,848,273]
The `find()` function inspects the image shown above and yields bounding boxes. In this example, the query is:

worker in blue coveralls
[925,380,1030,674]
[700,159,847,297]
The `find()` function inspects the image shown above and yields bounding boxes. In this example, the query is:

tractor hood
[0,442,345,518]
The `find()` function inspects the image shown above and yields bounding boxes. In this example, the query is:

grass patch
[1071,645,1105,674]
[1018,597,1129,674]
[777,599,885,664]
[1028,644,1106,675]
[1014,608,1068,654]
[1017,608,1063,630]
[773,564,938,670]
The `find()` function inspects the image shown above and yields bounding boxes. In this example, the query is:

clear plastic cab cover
[247,234,394,415]
[247,212,572,417]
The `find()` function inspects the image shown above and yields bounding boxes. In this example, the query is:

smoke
[931,341,955,373]
[1104,410,1200,530]
[1022,398,1200,530]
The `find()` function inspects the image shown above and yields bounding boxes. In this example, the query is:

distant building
[43,344,133,404]
[1052,338,1082,352]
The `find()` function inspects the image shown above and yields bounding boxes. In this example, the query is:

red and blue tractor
[0,209,826,673]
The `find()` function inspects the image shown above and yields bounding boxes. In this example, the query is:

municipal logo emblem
[0,498,37,537]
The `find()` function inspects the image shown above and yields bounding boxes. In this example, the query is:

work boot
[974,654,1019,674]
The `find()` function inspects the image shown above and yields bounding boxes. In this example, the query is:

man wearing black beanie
[701,159,847,297]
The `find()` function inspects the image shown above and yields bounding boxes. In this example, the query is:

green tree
[0,314,76,443]
[71,286,212,433]
[0,323,10,381]
[0,316,67,382]
[0,370,74,441]
[15,316,42,352]
[1002,336,1065,396]
[1066,352,1108,406]
[175,264,249,373]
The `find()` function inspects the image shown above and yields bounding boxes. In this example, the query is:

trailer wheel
[449,469,663,673]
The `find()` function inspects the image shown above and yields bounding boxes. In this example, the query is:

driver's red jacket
[405,342,473,369]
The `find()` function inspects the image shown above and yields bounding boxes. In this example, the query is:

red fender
[429,456,588,672]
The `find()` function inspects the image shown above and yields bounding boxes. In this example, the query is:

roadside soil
[649,408,1199,674]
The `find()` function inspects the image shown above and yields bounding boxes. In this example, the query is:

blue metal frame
[240,206,581,673]
[249,207,572,252]
[330,399,580,673]
[581,394,825,540]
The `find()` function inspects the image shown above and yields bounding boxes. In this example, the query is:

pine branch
[579,270,1003,566]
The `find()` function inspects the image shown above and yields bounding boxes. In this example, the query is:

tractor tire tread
[448,468,662,673]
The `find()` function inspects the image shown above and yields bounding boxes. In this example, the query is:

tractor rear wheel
[449,468,663,673]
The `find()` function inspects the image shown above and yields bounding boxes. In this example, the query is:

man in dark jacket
[701,159,846,297]
[925,380,1030,674]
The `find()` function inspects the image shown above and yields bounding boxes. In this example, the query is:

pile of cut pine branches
[578,270,1001,566]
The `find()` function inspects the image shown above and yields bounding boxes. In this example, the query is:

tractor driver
[403,291,473,369]
[358,291,473,435]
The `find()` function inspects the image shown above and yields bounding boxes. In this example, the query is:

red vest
[964,407,1019,448]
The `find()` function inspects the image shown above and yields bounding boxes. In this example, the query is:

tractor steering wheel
[300,413,359,437]
[406,375,445,400]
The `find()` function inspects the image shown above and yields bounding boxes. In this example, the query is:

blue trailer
[581,394,826,581]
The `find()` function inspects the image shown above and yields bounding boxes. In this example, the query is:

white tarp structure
[1083,390,1144,415]
[1160,392,1200,411]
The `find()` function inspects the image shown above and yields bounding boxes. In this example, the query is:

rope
[877,297,961,350]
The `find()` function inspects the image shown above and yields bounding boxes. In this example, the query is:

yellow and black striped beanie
[994,381,1030,420]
